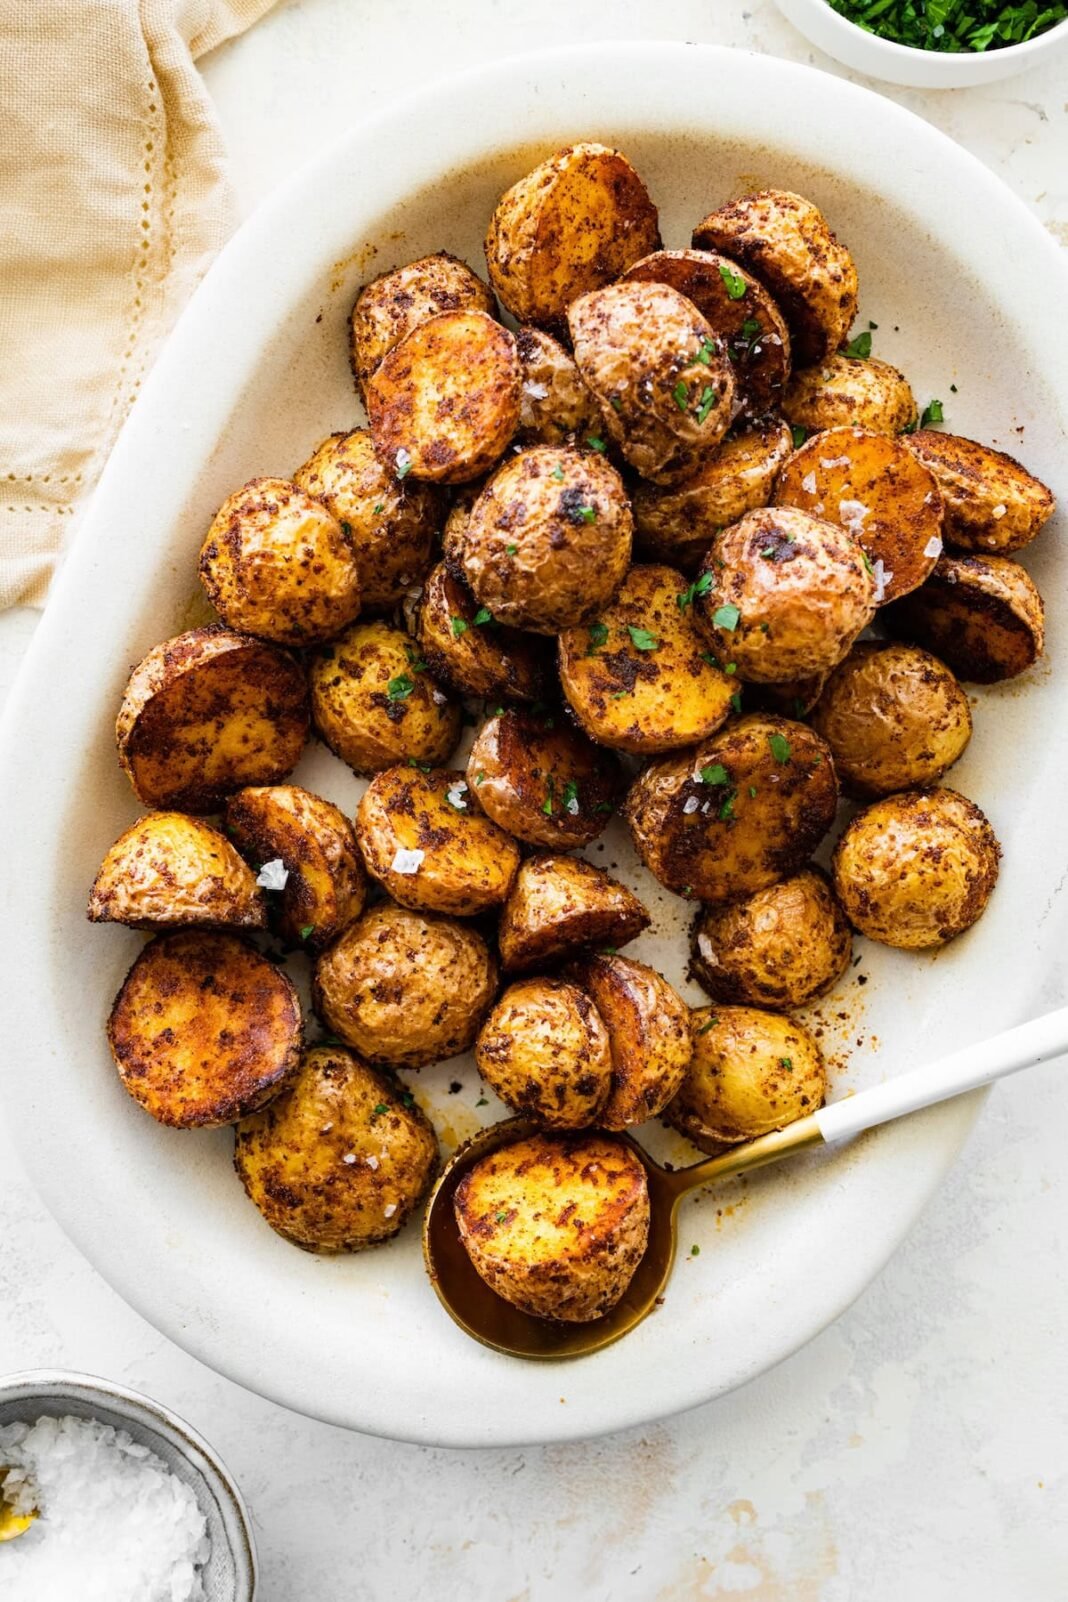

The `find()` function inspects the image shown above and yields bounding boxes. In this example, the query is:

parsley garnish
[719,262,747,299]
[673,379,690,411]
[575,505,597,524]
[562,779,580,812]
[472,606,493,626]
[691,1244,701,1256]
[450,616,468,637]
[505,543,518,554]
[700,763,730,786]
[677,572,713,610]
[542,777,555,816]
[749,784,758,798]
[921,398,945,427]
[586,621,609,656]
[495,1211,508,1223]
[825,0,1066,52]
[861,550,874,576]
[695,385,719,425]
[730,691,743,714]
[299,924,315,941]
[628,625,659,651]
[844,330,872,359]
[475,1095,488,1108]
[551,464,565,482]
[587,435,607,452]
[387,674,415,700]
[371,1101,389,1119]
[697,1017,718,1035]
[779,1057,793,1071]
[791,424,809,449]
[741,317,761,340]
[695,337,718,365]
[768,732,792,763]
[373,503,384,514]
[340,520,353,536]
[712,603,740,631]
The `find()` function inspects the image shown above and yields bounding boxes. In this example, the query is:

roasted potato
[568,953,692,1129]
[811,641,972,797]
[883,552,1045,683]
[309,618,460,774]
[622,248,792,414]
[350,251,497,399]
[293,429,441,611]
[783,354,917,436]
[515,327,602,446]
[454,1130,650,1321]
[903,430,1055,554]
[474,978,613,1128]
[458,445,632,634]
[692,507,875,682]
[356,765,521,916]
[632,416,794,573]
[832,787,1000,949]
[692,189,858,366]
[107,931,302,1128]
[234,1045,437,1252]
[484,142,660,331]
[690,867,851,1010]
[88,813,265,931]
[568,280,736,485]
[623,714,839,904]
[416,562,549,703]
[774,425,944,604]
[467,707,623,848]
[366,309,521,485]
[223,785,367,951]
[440,482,482,571]
[497,854,650,975]
[116,626,308,812]
[665,1005,826,1154]
[313,901,497,1069]
[557,563,736,753]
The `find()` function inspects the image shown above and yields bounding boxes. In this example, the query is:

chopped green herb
[696,1018,718,1035]
[373,503,384,515]
[387,674,415,701]
[575,505,597,524]
[695,336,718,365]
[562,779,580,813]
[610,396,623,412]
[741,317,762,340]
[405,647,427,672]
[542,778,555,816]
[475,1095,488,1108]
[718,789,737,822]
[779,1057,793,1072]
[299,924,315,941]
[475,771,485,785]
[371,1102,389,1118]
[450,613,468,637]
[628,625,659,651]
[407,757,432,771]
[748,784,758,798]
[695,385,719,425]
[610,688,630,699]
[396,456,412,480]
[724,662,737,676]
[472,606,493,626]
[791,424,809,450]
[768,732,792,764]
[719,262,747,299]
[551,464,565,482]
[691,1243,701,1256]
[401,1091,415,1107]
[920,398,945,427]
[586,621,609,655]
[825,0,1066,52]
[505,543,518,555]
[844,330,872,359]
[673,379,690,412]
[730,691,743,714]
[861,550,874,576]
[677,571,713,610]
[712,603,741,631]
[700,651,719,668]
[495,1210,508,1223]
[340,520,353,536]
[700,763,730,787]
[586,434,607,452]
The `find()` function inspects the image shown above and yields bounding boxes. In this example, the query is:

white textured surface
[2,1,1066,1595]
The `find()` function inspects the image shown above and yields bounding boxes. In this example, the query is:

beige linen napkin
[0,0,278,609]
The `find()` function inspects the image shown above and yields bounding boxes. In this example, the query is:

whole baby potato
[690,867,851,1010]
[309,618,460,774]
[350,251,497,399]
[88,812,266,931]
[475,978,613,1129]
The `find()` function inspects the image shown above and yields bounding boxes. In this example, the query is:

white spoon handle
[815,1005,1068,1145]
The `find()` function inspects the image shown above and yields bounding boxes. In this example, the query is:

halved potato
[497,854,650,975]
[116,626,309,813]
[783,354,917,436]
[309,618,460,774]
[234,1045,438,1252]
[558,563,736,753]
[356,765,521,916]
[691,867,851,1009]
[88,813,265,931]
[623,714,839,904]
[366,309,521,485]
[904,429,1055,554]
[632,417,794,573]
[454,1130,650,1321]
[293,429,441,611]
[467,707,623,848]
[484,142,661,331]
[416,562,549,703]
[223,785,367,951]
[774,425,944,604]
[107,931,302,1128]
[474,978,613,1128]
[568,953,692,1130]
[622,248,792,413]
[692,189,858,366]
[515,327,602,446]
[883,553,1045,683]
[350,251,497,399]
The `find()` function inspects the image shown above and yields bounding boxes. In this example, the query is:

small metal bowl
[0,1370,256,1600]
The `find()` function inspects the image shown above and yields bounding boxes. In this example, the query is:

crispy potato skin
[88,813,266,931]
[467,708,623,848]
[690,867,851,1010]
[774,425,944,604]
[313,902,497,1069]
[693,507,875,682]
[904,430,1055,554]
[497,854,650,974]
[692,189,858,366]
[107,931,302,1128]
[475,978,613,1128]
[234,1046,438,1252]
[568,953,692,1129]
[417,562,549,703]
[515,327,602,445]
[484,142,661,331]
[356,765,521,916]
[350,251,496,399]
[666,1005,826,1154]
[459,445,632,634]
[309,618,460,774]
[883,552,1045,683]
[783,355,917,436]
[832,787,1000,949]
[367,309,521,485]
[454,1130,650,1321]
[622,248,792,414]
[293,430,441,611]
[558,564,736,753]
[811,641,972,798]
[568,280,736,486]
[632,417,794,573]
[623,714,839,904]
[223,785,367,951]
[116,626,308,813]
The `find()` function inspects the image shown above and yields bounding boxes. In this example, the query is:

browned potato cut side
[690,868,851,1010]
[568,953,692,1129]
[234,1046,438,1252]
[515,327,602,446]
[107,931,302,1128]
[497,854,650,975]
[89,813,265,931]
[454,1131,650,1322]
[367,309,521,485]
[116,626,309,813]
[904,429,1055,554]
[467,707,624,849]
[417,562,550,703]
[882,553,1045,683]
[783,354,917,436]
[350,251,496,399]
[475,978,613,1129]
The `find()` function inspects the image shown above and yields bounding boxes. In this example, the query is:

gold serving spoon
[0,1469,36,1542]
[424,1005,1068,1359]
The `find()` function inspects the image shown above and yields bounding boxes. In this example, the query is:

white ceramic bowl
[1,42,1066,1449]
[776,0,1068,86]
[0,1371,256,1599]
